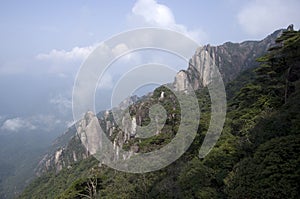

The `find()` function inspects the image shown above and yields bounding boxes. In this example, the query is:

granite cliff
[36,29,283,175]
[174,29,282,91]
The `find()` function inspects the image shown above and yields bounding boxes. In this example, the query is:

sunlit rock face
[77,111,102,155]
[174,29,282,92]
[174,70,189,91]
[36,29,283,175]
[35,131,88,175]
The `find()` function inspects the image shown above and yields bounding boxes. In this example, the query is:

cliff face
[174,29,283,91]
[21,27,300,199]
[36,29,283,175]
[35,126,88,175]
[36,97,141,174]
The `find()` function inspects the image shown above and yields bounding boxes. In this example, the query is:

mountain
[20,27,300,198]
[34,95,140,175]
[174,29,282,91]
[35,28,282,175]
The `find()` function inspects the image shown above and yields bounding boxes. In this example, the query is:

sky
[0,0,299,136]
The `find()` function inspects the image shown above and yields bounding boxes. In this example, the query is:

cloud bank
[36,45,97,62]
[0,115,62,133]
[1,117,36,132]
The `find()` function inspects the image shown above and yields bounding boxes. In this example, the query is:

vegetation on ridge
[20,29,300,198]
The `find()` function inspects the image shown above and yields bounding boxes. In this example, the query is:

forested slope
[20,29,300,199]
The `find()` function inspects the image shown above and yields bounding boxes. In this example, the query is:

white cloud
[97,74,113,90]
[128,0,206,43]
[50,95,72,109]
[36,44,98,62]
[132,0,175,27]
[35,42,136,76]
[50,95,72,115]
[34,44,99,76]
[31,114,62,130]
[1,117,36,132]
[0,115,63,133]
[112,43,130,57]
[112,43,137,62]
[238,0,300,37]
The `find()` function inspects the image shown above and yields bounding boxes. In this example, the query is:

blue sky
[1,0,299,62]
[0,0,299,135]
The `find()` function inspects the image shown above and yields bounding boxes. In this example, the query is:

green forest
[20,29,300,199]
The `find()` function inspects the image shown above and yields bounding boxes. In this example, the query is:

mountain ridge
[36,28,284,175]
[20,26,300,199]
[174,29,283,91]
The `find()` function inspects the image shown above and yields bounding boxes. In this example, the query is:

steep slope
[20,27,300,198]
[174,29,282,91]
[36,29,282,176]
[35,96,140,174]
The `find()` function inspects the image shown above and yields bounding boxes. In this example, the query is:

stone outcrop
[174,70,189,91]
[36,28,284,175]
[77,111,102,155]
[174,29,283,91]
[36,105,141,174]
[35,133,88,175]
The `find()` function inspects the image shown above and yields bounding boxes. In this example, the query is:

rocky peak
[174,70,189,92]
[173,29,283,91]
[36,28,285,175]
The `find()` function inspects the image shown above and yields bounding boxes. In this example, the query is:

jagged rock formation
[35,88,175,174]
[174,70,189,92]
[36,95,141,174]
[174,29,283,91]
[77,111,102,155]
[35,131,88,175]
[36,108,140,174]
[36,29,284,175]
[36,111,104,174]
[21,27,300,199]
